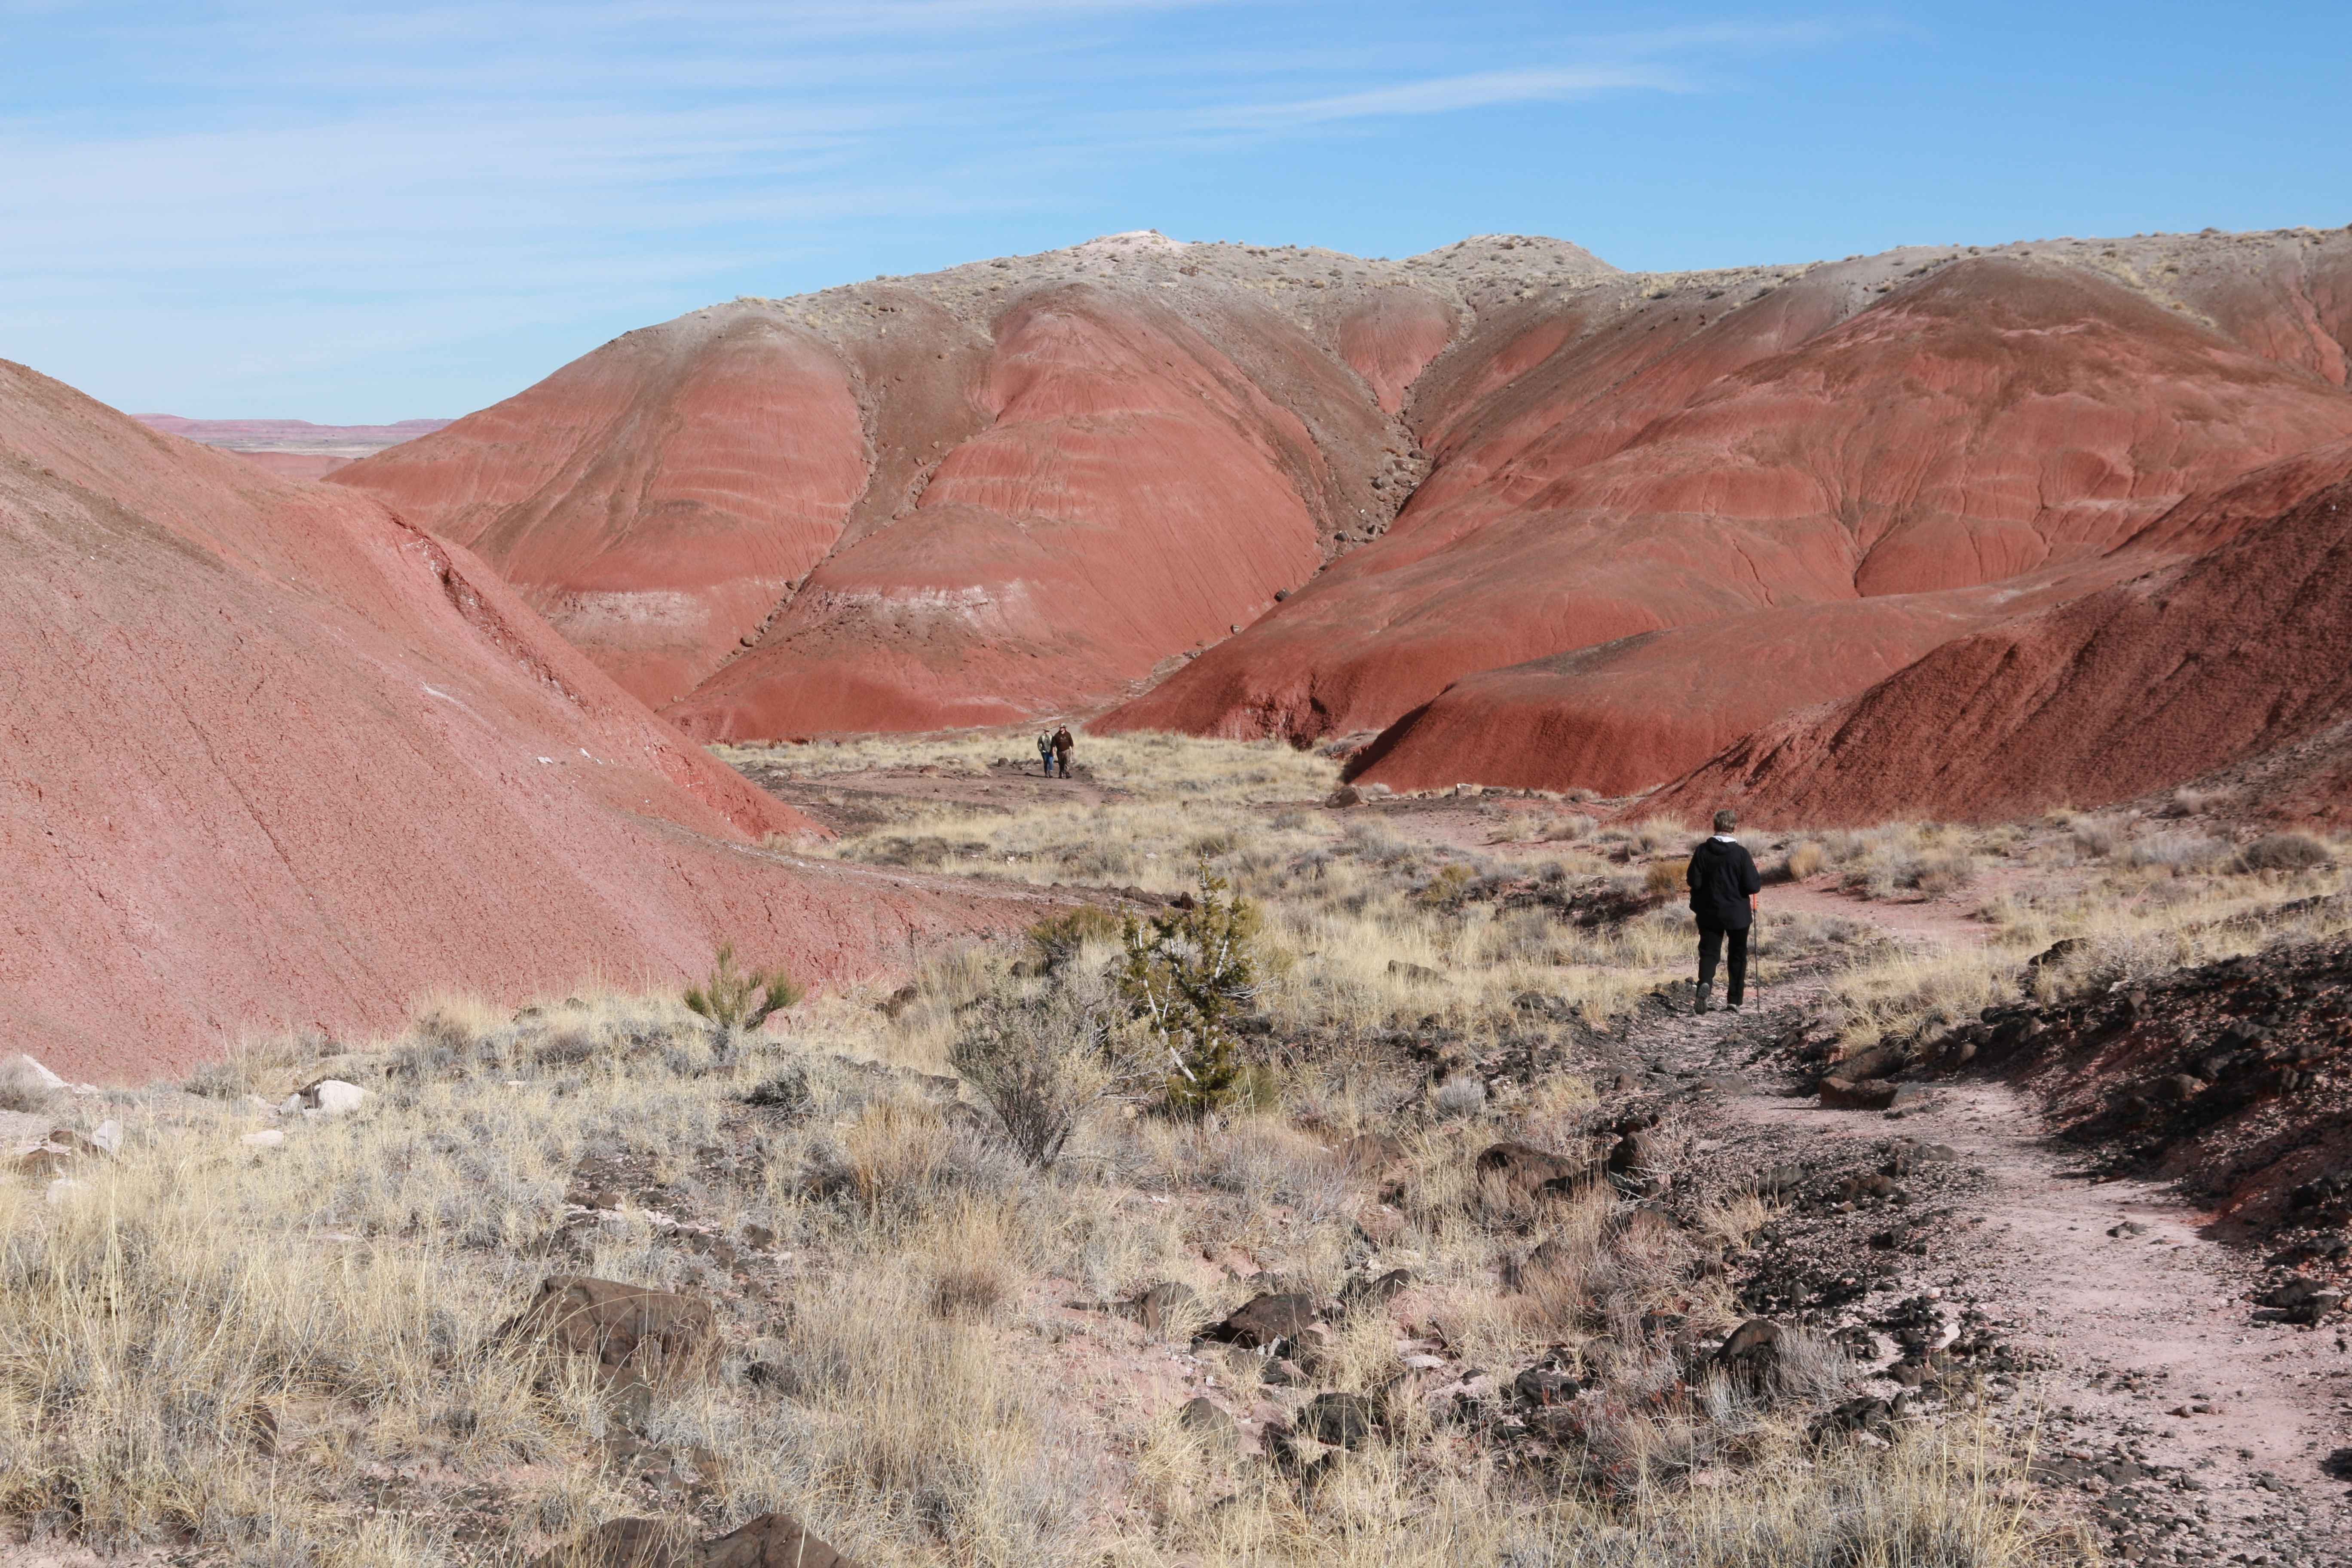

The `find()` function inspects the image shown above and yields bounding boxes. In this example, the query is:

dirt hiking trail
[1628,892,2352,1565]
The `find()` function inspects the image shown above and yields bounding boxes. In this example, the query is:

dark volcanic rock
[1203,1292,1321,1350]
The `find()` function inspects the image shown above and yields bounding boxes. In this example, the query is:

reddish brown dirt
[1333,288,1460,414]
[1343,585,2039,796]
[224,450,349,481]
[3,362,1039,1083]
[1654,442,2352,826]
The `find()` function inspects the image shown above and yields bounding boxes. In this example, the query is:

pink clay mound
[5,364,1023,1081]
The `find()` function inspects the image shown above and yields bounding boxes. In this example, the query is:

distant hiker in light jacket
[1687,808,1762,1014]
[1036,732,1054,776]
[1051,726,1075,778]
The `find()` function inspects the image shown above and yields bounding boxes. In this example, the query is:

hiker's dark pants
[1054,752,1070,777]
[1697,925,1749,1004]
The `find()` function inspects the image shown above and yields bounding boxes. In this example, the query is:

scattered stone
[1298,1390,1382,1449]
[239,1129,285,1149]
[700,1514,861,1568]
[1387,959,1442,985]
[503,1276,717,1385]
[280,1079,367,1116]
[1473,1140,1592,1200]
[1203,1292,1320,1350]
[1176,1395,1237,1442]
[1338,1268,1412,1314]
[1325,786,1363,808]
[1819,1076,1899,1111]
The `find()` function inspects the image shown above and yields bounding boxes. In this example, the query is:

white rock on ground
[279,1079,367,1116]
[240,1129,285,1149]
[0,1053,66,1098]
[90,1119,120,1155]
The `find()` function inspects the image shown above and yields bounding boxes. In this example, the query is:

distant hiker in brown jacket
[1687,808,1761,1014]
[1050,726,1075,778]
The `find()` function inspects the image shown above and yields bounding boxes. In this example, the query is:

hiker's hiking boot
[1694,983,1713,1016]
[1725,1000,1743,1014]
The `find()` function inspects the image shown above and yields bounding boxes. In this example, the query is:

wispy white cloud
[1195,63,1690,130]
[0,3,1865,416]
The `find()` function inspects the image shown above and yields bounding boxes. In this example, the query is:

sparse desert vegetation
[6,731,2349,1565]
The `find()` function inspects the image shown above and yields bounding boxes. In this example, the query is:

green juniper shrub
[1115,866,1262,1115]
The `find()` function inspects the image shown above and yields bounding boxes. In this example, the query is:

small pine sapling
[684,943,802,1035]
[1115,865,1261,1115]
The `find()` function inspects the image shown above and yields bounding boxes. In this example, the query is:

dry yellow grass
[0,983,2090,1565]
[1817,825,2352,1048]
[25,734,2269,1564]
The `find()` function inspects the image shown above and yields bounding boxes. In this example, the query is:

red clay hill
[334,232,1609,728]
[334,225,2352,821]
[1653,440,2352,827]
[4,363,1022,1081]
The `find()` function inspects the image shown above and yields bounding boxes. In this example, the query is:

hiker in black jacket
[1686,808,1762,1014]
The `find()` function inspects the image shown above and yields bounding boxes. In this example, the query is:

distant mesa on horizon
[136,413,454,480]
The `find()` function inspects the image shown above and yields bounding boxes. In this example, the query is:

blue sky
[2,1,2344,422]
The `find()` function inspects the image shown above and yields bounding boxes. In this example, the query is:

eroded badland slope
[1,362,1031,1079]
[332,225,2352,824]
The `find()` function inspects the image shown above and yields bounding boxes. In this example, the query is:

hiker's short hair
[1713,808,1738,833]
